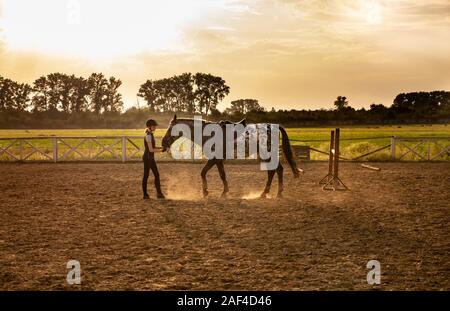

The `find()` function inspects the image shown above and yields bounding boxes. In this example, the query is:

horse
[161,115,301,198]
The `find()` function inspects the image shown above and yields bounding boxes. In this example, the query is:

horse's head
[162,114,182,152]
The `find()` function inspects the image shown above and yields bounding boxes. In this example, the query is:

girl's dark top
[143,132,156,160]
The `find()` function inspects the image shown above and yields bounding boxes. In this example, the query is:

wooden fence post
[122,136,127,163]
[390,136,396,160]
[19,139,23,161]
[52,137,58,162]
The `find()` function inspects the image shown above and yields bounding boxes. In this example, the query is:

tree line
[137,72,229,116]
[217,92,450,125]
[0,73,123,115]
[0,72,449,128]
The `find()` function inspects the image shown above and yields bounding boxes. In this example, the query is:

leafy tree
[159,78,178,112]
[228,99,264,114]
[88,73,109,114]
[137,80,159,112]
[45,73,65,112]
[0,76,31,112]
[70,76,90,113]
[29,73,122,114]
[12,82,32,111]
[105,77,123,112]
[31,76,50,112]
[334,96,349,111]
[172,73,195,113]
[227,99,245,114]
[139,72,229,115]
[32,73,88,113]
[138,73,195,113]
[246,99,264,113]
[0,77,15,111]
[31,73,72,113]
[194,73,230,116]
[392,91,450,118]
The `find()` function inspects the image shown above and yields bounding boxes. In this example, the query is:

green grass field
[0,124,449,161]
[0,124,449,139]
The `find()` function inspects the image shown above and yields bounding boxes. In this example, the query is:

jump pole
[361,164,381,171]
[322,128,348,191]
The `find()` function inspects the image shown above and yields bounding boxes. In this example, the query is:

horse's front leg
[216,160,229,197]
[201,159,216,197]
[260,169,276,198]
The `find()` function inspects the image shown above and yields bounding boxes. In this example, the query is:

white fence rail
[0,136,449,162]
[0,136,149,162]
[390,136,450,161]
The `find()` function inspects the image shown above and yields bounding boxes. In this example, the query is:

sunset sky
[0,0,449,111]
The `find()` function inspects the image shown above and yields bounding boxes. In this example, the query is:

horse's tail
[279,126,300,178]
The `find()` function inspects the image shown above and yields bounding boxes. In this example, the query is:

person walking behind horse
[142,119,165,199]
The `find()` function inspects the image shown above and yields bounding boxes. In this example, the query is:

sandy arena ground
[0,161,449,290]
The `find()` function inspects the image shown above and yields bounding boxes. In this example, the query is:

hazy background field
[0,124,449,161]
[1,124,449,139]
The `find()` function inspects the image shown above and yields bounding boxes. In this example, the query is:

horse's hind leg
[260,169,276,198]
[276,163,284,198]
[216,160,229,197]
[201,159,216,197]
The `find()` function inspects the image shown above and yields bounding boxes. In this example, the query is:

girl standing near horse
[142,119,165,199]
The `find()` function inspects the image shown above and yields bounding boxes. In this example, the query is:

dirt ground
[0,161,449,290]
